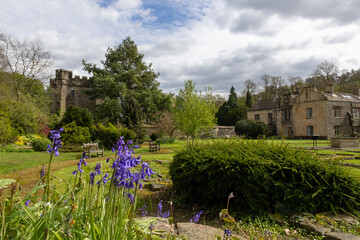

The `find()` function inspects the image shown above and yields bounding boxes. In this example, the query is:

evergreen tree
[216,87,247,126]
[245,90,252,108]
[83,37,171,138]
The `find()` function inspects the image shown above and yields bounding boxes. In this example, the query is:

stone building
[248,84,360,139]
[50,69,97,115]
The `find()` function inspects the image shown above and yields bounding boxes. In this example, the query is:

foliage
[61,121,91,146]
[169,140,360,214]
[83,36,171,133]
[0,117,17,144]
[216,86,247,126]
[0,144,34,152]
[91,122,136,149]
[0,33,53,101]
[150,133,160,141]
[2,134,158,240]
[245,90,252,108]
[58,105,94,128]
[14,135,30,145]
[31,138,52,152]
[0,98,48,135]
[152,110,177,138]
[174,80,216,145]
[155,138,175,144]
[235,119,266,138]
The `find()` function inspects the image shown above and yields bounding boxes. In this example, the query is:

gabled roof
[323,92,360,102]
[249,99,277,111]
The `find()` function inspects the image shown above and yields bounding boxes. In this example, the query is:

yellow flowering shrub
[15,135,30,145]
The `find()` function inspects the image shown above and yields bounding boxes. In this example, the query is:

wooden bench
[149,141,160,152]
[83,142,104,158]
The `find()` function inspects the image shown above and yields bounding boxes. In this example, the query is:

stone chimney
[355,85,360,96]
[325,82,334,93]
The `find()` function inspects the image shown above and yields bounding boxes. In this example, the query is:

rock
[325,232,360,240]
[332,215,358,225]
[153,217,177,235]
[176,222,246,240]
[134,217,176,237]
[144,183,168,191]
[299,218,331,236]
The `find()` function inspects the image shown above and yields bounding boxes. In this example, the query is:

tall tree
[307,60,339,91]
[228,86,238,107]
[216,86,247,126]
[83,37,171,138]
[245,90,252,108]
[0,33,53,101]
[174,81,216,145]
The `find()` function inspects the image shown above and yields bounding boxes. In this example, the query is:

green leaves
[174,81,216,144]
[170,139,360,214]
[83,37,171,131]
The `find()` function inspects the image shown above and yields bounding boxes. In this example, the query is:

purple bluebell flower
[156,200,169,218]
[140,203,147,217]
[77,162,83,173]
[224,229,232,237]
[95,163,101,175]
[25,200,30,206]
[40,165,45,179]
[190,210,204,223]
[157,200,163,217]
[89,172,95,185]
[162,210,170,218]
[126,192,134,204]
[97,173,109,185]
[80,152,88,166]
[72,170,78,175]
[47,128,63,157]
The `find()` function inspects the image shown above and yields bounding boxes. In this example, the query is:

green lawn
[0,150,113,175]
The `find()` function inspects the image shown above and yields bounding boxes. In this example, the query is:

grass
[0,150,114,175]
[2,138,360,239]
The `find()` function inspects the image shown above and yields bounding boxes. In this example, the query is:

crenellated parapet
[50,69,90,87]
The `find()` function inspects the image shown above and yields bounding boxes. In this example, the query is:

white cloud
[1,0,360,96]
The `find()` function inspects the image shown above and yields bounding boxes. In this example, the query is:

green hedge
[91,123,136,150]
[169,140,360,214]
[31,138,52,152]
[235,119,266,138]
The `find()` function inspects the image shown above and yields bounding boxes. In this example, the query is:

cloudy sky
[1,0,360,96]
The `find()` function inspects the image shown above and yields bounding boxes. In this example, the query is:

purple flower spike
[224,229,232,237]
[95,163,101,175]
[25,200,30,206]
[190,210,204,223]
[89,172,95,185]
[47,128,63,157]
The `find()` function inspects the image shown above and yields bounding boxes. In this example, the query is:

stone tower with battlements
[50,69,97,115]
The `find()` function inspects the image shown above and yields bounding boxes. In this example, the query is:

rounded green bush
[235,119,266,138]
[91,123,136,149]
[31,138,52,152]
[169,140,360,214]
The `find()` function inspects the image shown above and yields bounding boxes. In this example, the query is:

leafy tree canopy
[174,80,216,145]
[82,37,171,132]
[59,106,94,128]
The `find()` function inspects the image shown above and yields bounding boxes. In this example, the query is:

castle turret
[50,69,96,116]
